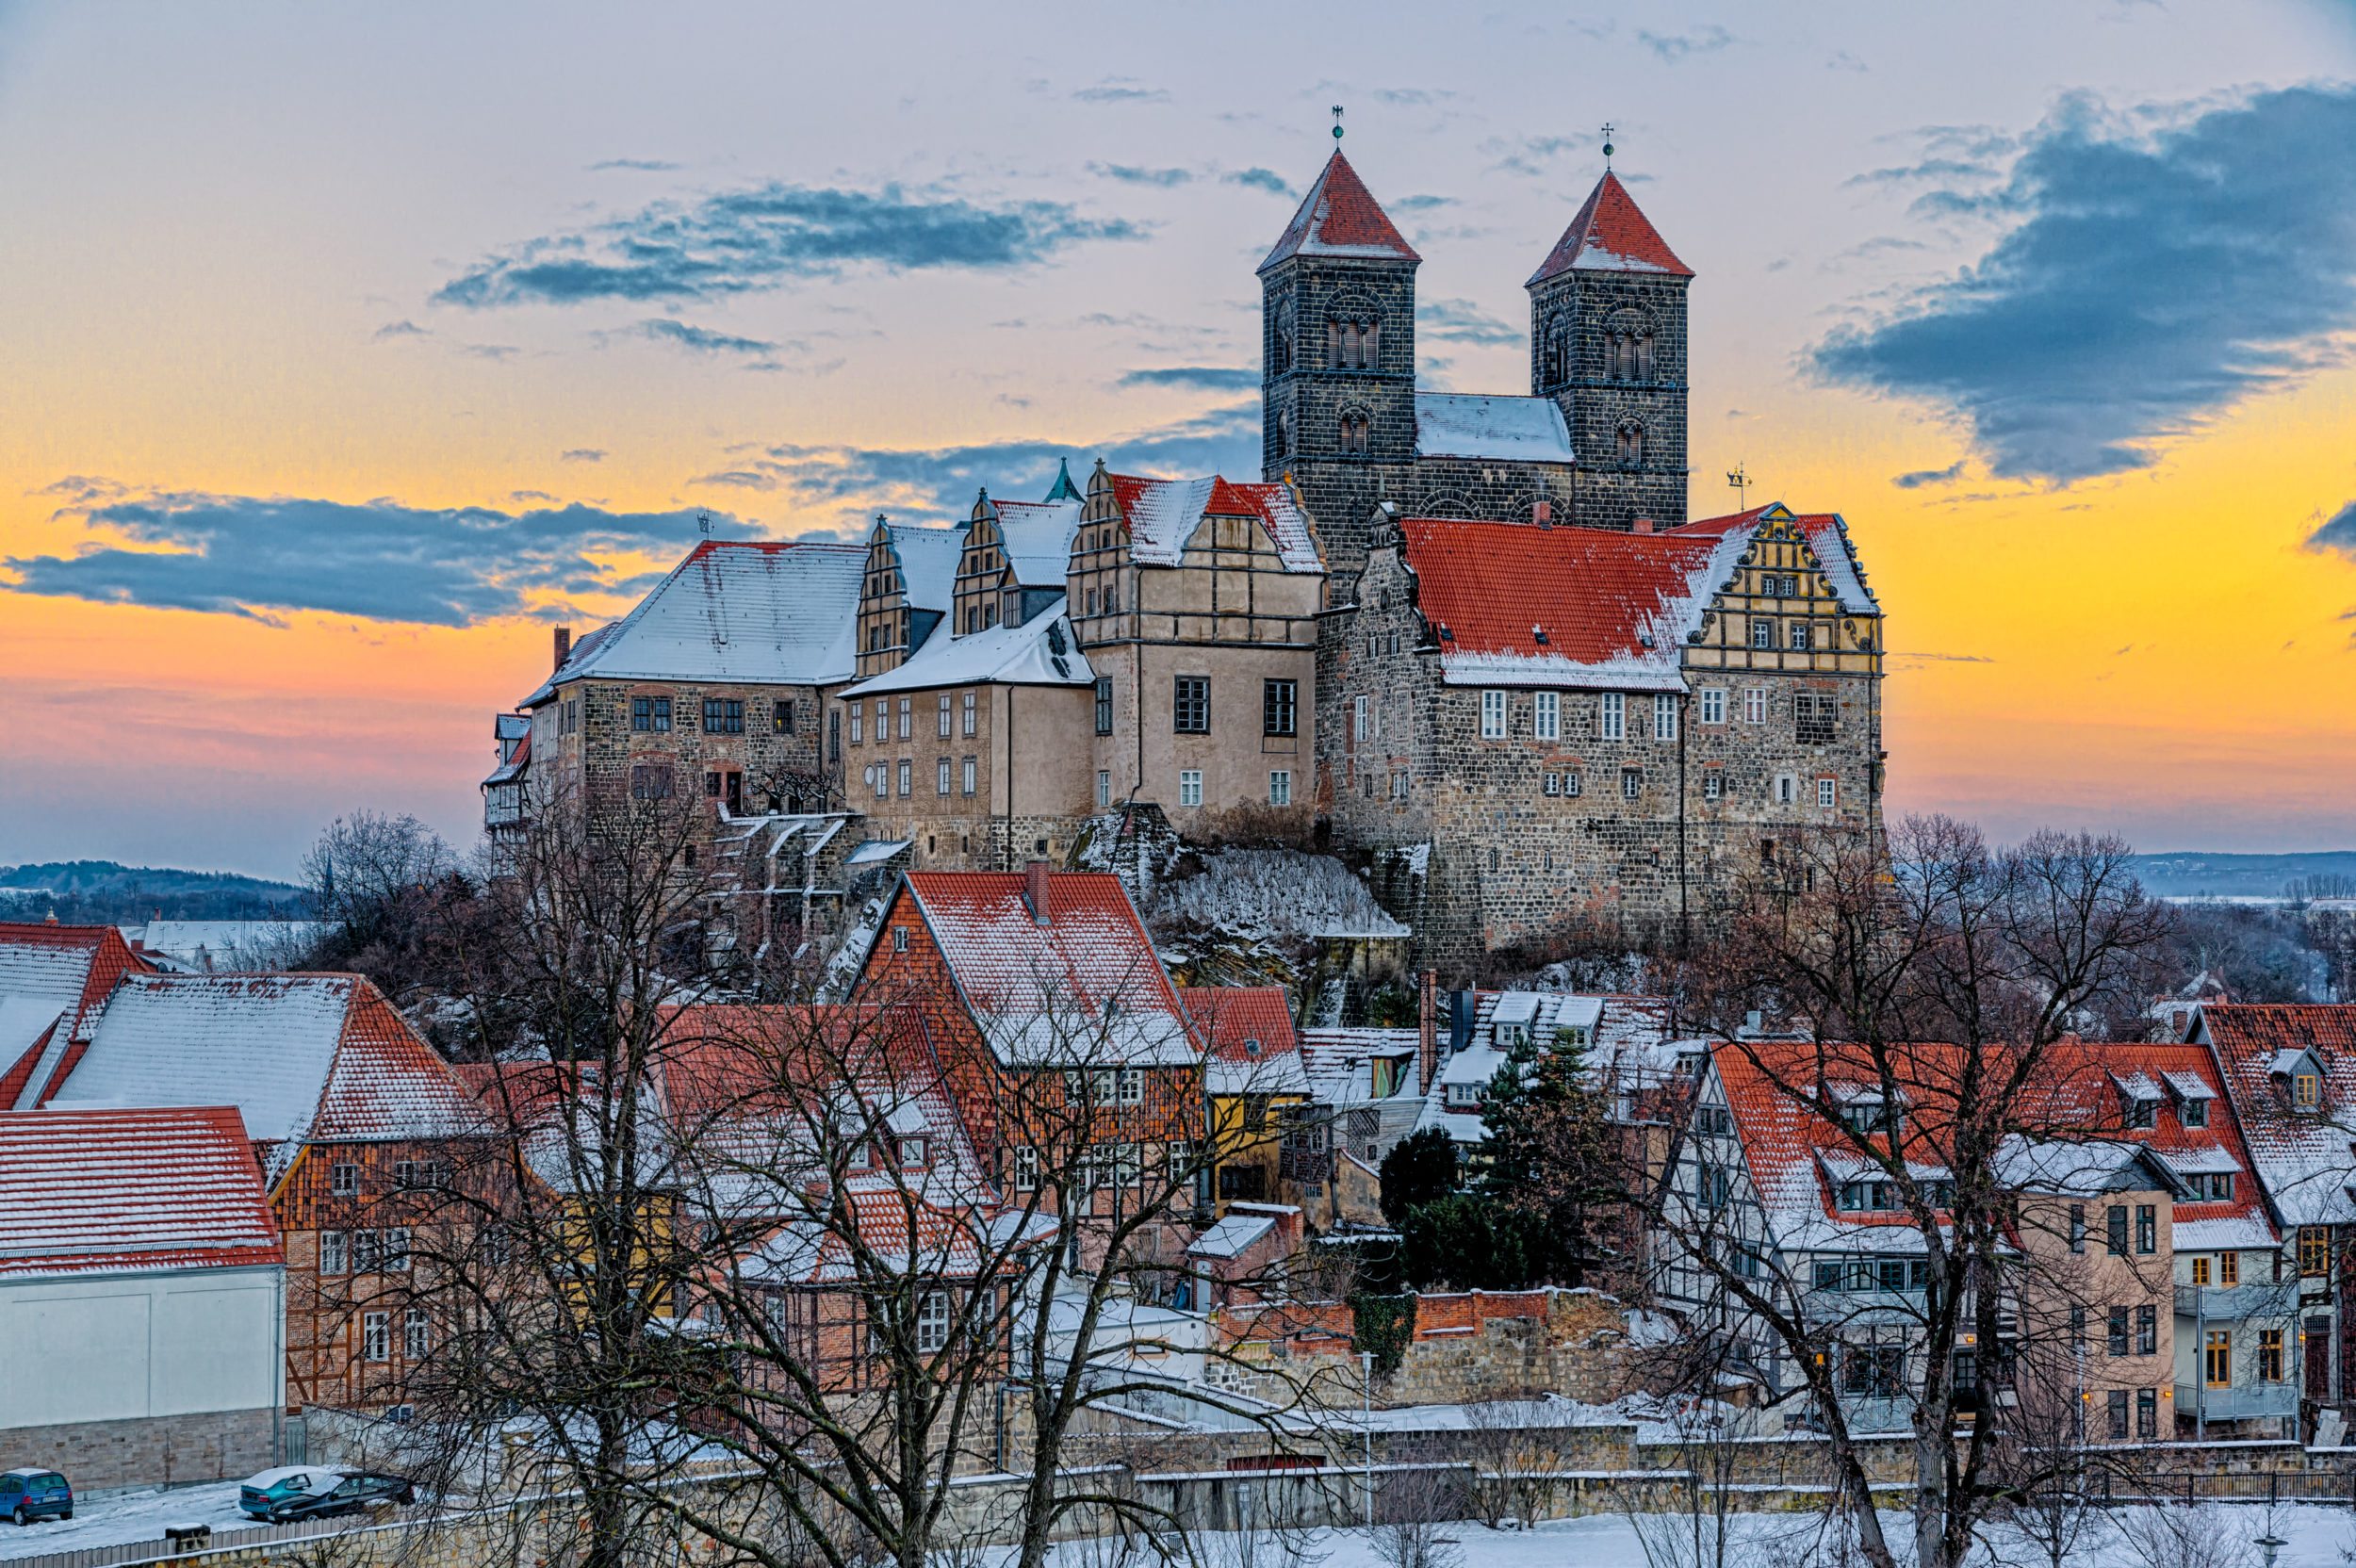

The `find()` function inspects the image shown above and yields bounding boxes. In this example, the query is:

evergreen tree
[1377,1126,1460,1228]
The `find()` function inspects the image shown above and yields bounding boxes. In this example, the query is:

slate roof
[1413,395,1575,464]
[1109,474,1324,575]
[1259,151,1421,271]
[519,540,866,706]
[890,873,1198,1068]
[840,604,1093,698]
[0,1106,282,1280]
[41,973,479,1182]
[1528,172,1693,285]
[2194,1004,2356,1227]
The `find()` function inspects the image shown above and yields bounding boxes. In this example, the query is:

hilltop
[0,859,308,924]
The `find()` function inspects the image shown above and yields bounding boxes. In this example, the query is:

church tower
[1259,149,1420,584]
[1527,172,1693,531]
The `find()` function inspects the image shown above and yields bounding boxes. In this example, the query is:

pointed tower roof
[1042,457,1082,502]
[1527,172,1692,286]
[1258,151,1421,273]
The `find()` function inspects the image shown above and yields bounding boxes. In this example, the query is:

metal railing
[0,1511,374,1568]
[2108,1470,2356,1507]
[2175,1380,2300,1423]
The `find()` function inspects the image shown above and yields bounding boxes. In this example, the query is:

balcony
[2174,1283,2298,1322]
[2175,1380,2299,1424]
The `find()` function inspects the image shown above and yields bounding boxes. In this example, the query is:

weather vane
[1601,122,1615,168]
[1332,105,1345,141]
[1727,462,1749,508]
[697,510,712,535]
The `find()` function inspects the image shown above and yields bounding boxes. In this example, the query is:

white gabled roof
[1110,474,1324,576]
[1414,394,1574,465]
[841,603,1094,698]
[990,499,1086,588]
[883,526,966,612]
[521,540,865,705]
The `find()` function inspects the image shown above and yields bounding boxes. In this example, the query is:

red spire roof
[1527,172,1692,286]
[1258,151,1420,272]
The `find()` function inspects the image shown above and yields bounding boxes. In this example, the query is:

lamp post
[1361,1349,1375,1529]
[2253,1531,2285,1568]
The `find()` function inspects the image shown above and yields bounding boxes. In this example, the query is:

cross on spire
[1601,122,1615,167]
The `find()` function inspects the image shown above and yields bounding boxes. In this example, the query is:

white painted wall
[0,1266,285,1428]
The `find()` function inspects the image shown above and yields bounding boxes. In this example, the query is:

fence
[2109,1469,2356,1507]
[4,1510,390,1568]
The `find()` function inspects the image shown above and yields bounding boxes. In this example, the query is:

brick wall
[9,1407,277,1493]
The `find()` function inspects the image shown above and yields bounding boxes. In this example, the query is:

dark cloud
[372,320,429,340]
[1420,298,1520,346]
[2309,499,2356,557]
[5,492,734,627]
[1222,169,1293,197]
[1117,367,1258,391]
[1815,87,2356,482]
[434,183,1144,307]
[1092,163,1192,187]
[1072,79,1169,105]
[589,158,679,172]
[560,449,605,463]
[1892,462,1966,489]
[1637,24,1734,60]
[632,318,780,358]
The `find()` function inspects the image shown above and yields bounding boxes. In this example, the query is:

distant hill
[2131,852,2356,901]
[0,859,308,925]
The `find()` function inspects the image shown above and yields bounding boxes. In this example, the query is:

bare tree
[2115,1501,2258,1568]
[1366,1467,1465,1568]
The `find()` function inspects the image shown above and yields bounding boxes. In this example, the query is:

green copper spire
[1042,457,1082,502]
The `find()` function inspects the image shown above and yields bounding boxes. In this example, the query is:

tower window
[1328,315,1380,370]
[1339,411,1370,456]
[1617,422,1644,465]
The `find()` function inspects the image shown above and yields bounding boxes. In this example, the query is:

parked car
[0,1470,72,1526]
[238,1467,414,1523]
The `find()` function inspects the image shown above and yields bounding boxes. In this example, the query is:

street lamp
[1361,1349,1375,1529]
[2254,1530,2286,1568]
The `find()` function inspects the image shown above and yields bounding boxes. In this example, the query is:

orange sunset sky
[3,1,2352,878]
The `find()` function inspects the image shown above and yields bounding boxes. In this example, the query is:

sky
[3,0,2354,880]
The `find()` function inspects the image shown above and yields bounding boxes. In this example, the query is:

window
[1090,1070,1119,1107]
[962,691,977,738]
[2135,1304,2156,1355]
[1599,692,1624,740]
[1842,1344,1904,1397]
[1338,411,1370,455]
[1012,1146,1039,1191]
[706,770,724,798]
[1481,690,1507,740]
[1179,770,1203,808]
[2184,1096,2209,1128]
[939,759,952,796]
[2260,1328,2284,1381]
[1264,679,1297,737]
[405,1308,430,1362]
[1268,770,1292,807]
[2296,1072,2320,1107]
[775,698,795,735]
[916,1292,952,1354]
[2126,1096,2157,1130]
[1775,775,1797,805]
[320,1231,348,1274]
[2107,1206,2128,1256]
[1562,770,1580,797]
[890,924,909,955]
[1095,678,1114,736]
[897,697,911,739]
[364,1313,390,1363]
[2301,1227,2329,1276]
[1543,773,1560,796]
[1653,694,1677,740]
[850,706,863,743]
[1751,618,1774,649]
[384,1227,410,1272]
[1615,421,1644,464]
[2070,1205,2086,1254]
[1700,688,1726,726]
[897,1136,928,1168]
[1621,768,1642,801]
[1173,677,1210,733]
[1352,695,1369,742]
[2107,1306,2129,1356]
[2192,1256,2211,1286]
[631,696,656,732]
[1703,771,1723,801]
[2136,1388,2156,1440]
[353,1230,380,1274]
[2071,1306,2087,1348]
[2220,1250,2239,1286]
[2137,1204,2156,1254]
[331,1163,359,1197]
[874,700,888,740]
[704,697,744,734]
[1098,770,1112,808]
[829,710,841,761]
[1818,778,1838,809]
[1743,687,1767,725]
[1119,1069,1144,1106]
[1789,623,1812,653]
[961,758,976,795]
[2208,1172,2235,1201]
[897,760,911,797]
[1533,691,1560,740]
[1392,771,1409,799]
[2106,1388,2129,1440]
[1695,1163,1729,1208]
[1795,694,1836,745]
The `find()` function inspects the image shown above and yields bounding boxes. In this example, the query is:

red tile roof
[2194,1004,2356,1227]
[1107,473,1323,575]
[1259,151,1421,271]
[0,1106,282,1279]
[1527,172,1692,285]
[1180,987,1301,1063]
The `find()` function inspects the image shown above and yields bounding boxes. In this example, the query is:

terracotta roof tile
[1528,172,1692,285]
[2195,1004,2356,1226]
[1259,151,1420,271]
[0,1105,282,1279]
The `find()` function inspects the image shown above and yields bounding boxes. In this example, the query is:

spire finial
[1601,122,1615,168]
[1332,105,1345,142]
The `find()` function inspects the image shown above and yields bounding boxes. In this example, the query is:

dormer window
[1495,1022,1529,1049]
[1447,1082,1481,1107]
[2297,1072,2321,1108]
[897,1137,928,1169]
[1836,1099,1900,1138]
[1839,1179,1895,1212]
[2127,1097,2158,1130]
[1243,1038,1262,1058]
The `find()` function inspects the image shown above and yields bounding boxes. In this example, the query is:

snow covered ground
[0,1480,259,1560]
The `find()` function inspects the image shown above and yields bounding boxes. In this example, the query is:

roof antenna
[1332,105,1345,142]
[1601,123,1615,170]
[697,510,712,535]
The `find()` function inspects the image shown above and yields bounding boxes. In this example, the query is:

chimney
[1025,858,1051,927]
[1632,517,1654,535]
[1531,499,1552,528]
[1449,990,1475,1055]
[1417,971,1439,1096]
[553,626,572,672]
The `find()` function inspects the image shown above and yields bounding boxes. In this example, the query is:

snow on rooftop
[882,525,965,612]
[841,604,1093,698]
[1414,394,1574,464]
[0,1106,281,1279]
[1111,475,1324,576]
[1186,1210,1278,1260]
[990,499,1085,587]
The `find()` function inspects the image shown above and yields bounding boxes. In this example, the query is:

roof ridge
[1259,150,1420,272]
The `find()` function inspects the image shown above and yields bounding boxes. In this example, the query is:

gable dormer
[953,492,1011,638]
[1069,458,1133,642]
[1684,504,1884,681]
[2266,1046,2327,1111]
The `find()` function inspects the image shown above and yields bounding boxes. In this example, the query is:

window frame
[1480,690,1507,740]
[1095,678,1115,736]
[1699,688,1726,726]
[1268,770,1292,807]
[1263,678,1298,738]
[1533,691,1560,741]
[1598,692,1625,741]
[1172,676,1211,734]
[1178,770,1203,808]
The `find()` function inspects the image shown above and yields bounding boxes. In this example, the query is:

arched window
[1272,327,1291,375]
[1326,312,1380,369]
[1636,333,1656,382]
[1617,422,1644,465]
[1339,411,1370,456]
[1543,325,1566,386]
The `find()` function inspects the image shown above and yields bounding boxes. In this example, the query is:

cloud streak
[7,491,736,627]
[1420,297,1519,346]
[434,182,1144,307]
[1116,367,1258,391]
[632,318,781,358]
[1815,87,2356,482]
[2309,499,2356,558]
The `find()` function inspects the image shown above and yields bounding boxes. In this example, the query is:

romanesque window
[1273,326,1293,375]
[1328,314,1381,370]
[1541,319,1568,385]
[1616,422,1644,465]
[1606,330,1655,382]
[1339,410,1370,456]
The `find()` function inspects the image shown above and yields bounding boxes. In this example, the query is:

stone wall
[1529,268,1692,533]
[1380,1287,1632,1405]
[8,1406,278,1493]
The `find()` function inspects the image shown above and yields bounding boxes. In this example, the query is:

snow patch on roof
[0,1106,281,1278]
[1111,475,1324,576]
[990,500,1085,588]
[1414,395,1574,464]
[841,604,1093,697]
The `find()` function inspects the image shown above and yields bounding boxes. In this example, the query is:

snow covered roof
[41,973,479,1180]
[1109,474,1324,576]
[519,540,865,705]
[1181,988,1312,1098]
[1299,1028,1420,1105]
[0,1106,282,1279]
[2196,1005,2356,1227]
[1527,171,1693,284]
[1259,150,1421,271]
[129,921,322,974]
[1,923,155,1112]
[1187,1206,1298,1261]
[2112,1070,2165,1101]
[1995,1135,2172,1198]
[1413,394,1574,465]
[840,603,1094,698]
[878,525,965,612]
[2174,1215,2277,1251]
[989,499,1086,588]
[2163,1070,2217,1102]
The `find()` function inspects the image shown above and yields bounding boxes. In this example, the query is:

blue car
[0,1470,71,1526]
[239,1467,414,1523]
